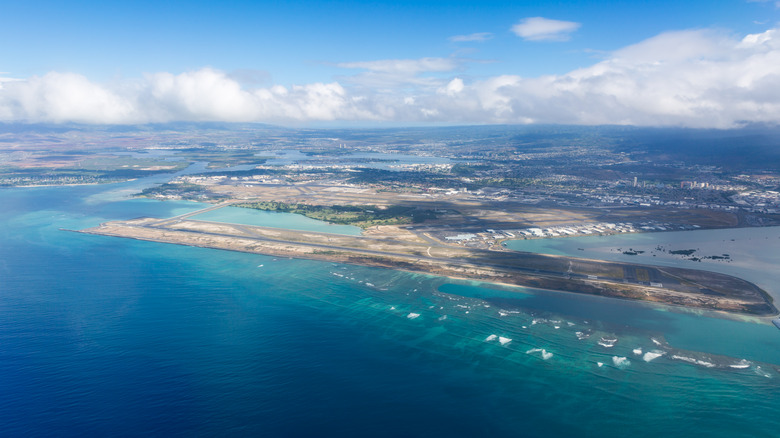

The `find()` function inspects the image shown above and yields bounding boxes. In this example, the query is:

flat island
[79,202,777,316]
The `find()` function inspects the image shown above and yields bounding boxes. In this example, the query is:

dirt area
[204,182,745,232]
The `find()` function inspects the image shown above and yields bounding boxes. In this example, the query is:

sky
[1,0,779,128]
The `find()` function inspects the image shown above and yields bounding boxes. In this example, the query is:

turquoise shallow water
[192,206,363,235]
[2,183,780,437]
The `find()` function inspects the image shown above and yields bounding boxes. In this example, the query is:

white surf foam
[598,337,618,348]
[729,359,751,369]
[407,313,420,319]
[575,331,592,340]
[754,366,772,378]
[597,362,604,367]
[633,348,643,356]
[485,334,497,342]
[526,348,552,360]
[671,355,716,368]
[643,351,665,362]
[498,336,512,345]
[612,356,630,367]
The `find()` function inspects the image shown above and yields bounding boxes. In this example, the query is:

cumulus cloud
[511,17,581,41]
[0,72,136,124]
[438,78,465,96]
[443,28,780,127]
[0,68,371,124]
[449,32,493,42]
[2,27,780,128]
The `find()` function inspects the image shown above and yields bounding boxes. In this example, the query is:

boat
[772,317,780,330]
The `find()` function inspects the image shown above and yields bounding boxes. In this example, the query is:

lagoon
[191,206,363,235]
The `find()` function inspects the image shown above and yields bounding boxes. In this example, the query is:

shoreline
[73,218,779,317]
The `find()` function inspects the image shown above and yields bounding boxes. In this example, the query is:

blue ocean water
[2,182,780,437]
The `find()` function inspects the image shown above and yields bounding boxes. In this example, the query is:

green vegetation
[636,268,650,283]
[0,162,188,186]
[451,163,494,176]
[74,157,188,172]
[670,249,696,256]
[235,201,438,228]
[140,182,224,201]
[347,168,455,188]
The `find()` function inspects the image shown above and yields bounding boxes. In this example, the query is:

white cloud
[0,68,371,124]
[2,28,780,128]
[335,57,461,90]
[438,78,464,96]
[337,58,458,75]
[404,28,780,127]
[0,72,135,123]
[449,32,493,43]
[511,17,581,41]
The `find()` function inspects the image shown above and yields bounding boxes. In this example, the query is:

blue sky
[1,0,779,127]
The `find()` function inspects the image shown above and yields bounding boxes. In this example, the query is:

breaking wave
[598,336,618,348]
[671,355,716,368]
[729,359,751,369]
[643,351,665,362]
[612,356,630,367]
[526,348,553,360]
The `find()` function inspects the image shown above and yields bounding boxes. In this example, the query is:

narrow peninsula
[79,202,776,317]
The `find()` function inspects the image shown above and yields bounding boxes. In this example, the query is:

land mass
[78,202,777,316]
[15,123,775,316]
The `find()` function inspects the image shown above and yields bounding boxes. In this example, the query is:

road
[150,200,239,227]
